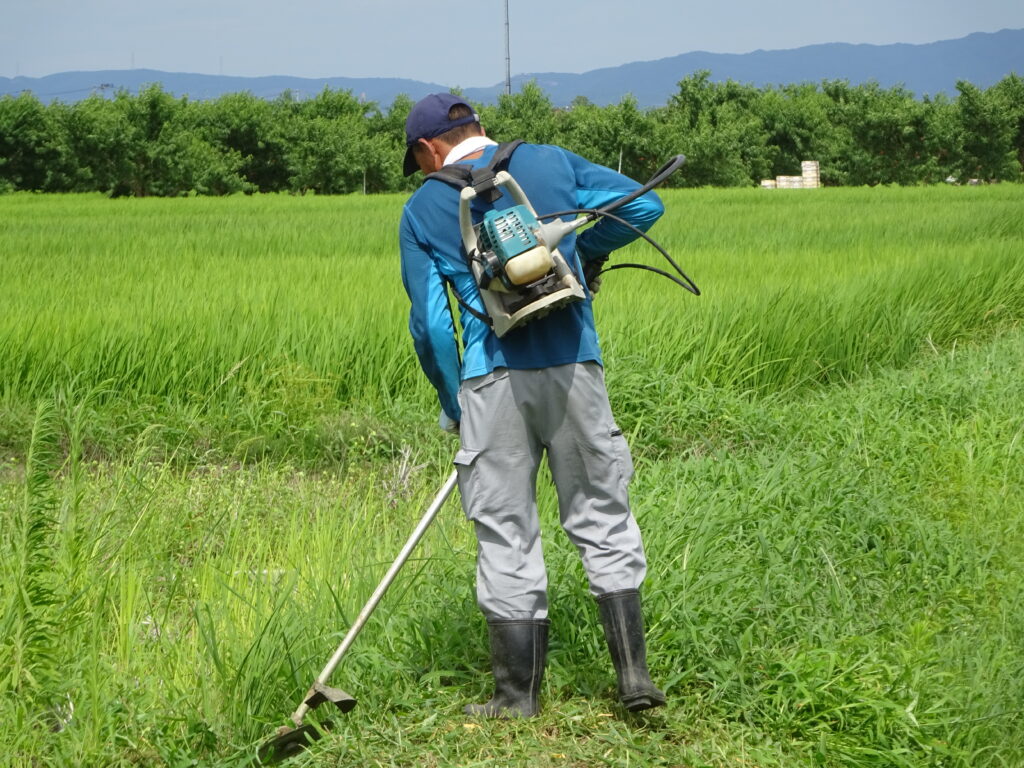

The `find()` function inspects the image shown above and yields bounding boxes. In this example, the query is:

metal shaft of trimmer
[290,469,459,726]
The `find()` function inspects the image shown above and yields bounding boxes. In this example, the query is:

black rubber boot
[597,589,666,712]
[464,619,549,718]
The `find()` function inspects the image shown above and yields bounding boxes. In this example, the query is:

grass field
[1,186,1023,767]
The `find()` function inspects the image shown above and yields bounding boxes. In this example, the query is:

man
[398,92,666,717]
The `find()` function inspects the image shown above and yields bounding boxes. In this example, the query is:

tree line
[1,72,1022,196]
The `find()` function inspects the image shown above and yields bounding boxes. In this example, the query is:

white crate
[776,176,805,188]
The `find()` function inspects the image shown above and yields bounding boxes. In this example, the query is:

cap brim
[403,145,419,177]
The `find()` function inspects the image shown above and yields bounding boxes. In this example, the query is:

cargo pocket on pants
[609,427,635,493]
[453,447,482,521]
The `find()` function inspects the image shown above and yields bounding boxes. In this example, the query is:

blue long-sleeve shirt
[399,142,663,422]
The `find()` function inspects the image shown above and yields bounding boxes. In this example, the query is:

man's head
[403,93,483,176]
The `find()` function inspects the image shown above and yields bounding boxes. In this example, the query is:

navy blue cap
[403,93,479,176]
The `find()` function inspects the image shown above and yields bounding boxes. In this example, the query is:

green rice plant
[600,185,1024,456]
[0,400,62,704]
[3,186,1024,465]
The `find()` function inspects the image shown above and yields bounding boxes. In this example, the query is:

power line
[23,83,114,98]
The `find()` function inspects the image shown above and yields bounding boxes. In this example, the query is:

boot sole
[463,703,537,718]
[622,693,667,712]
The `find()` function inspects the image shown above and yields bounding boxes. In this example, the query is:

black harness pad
[421,139,527,327]
[424,140,525,202]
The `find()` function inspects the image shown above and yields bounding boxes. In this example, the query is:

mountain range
[3,28,1022,108]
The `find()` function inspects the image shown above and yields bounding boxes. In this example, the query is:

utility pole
[504,0,511,96]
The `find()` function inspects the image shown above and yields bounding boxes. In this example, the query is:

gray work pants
[454,362,647,620]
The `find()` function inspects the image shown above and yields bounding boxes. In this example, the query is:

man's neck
[443,135,498,167]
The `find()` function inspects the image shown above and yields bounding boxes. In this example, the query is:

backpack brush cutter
[431,149,699,336]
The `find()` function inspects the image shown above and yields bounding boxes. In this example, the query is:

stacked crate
[801,160,821,188]
[760,160,821,189]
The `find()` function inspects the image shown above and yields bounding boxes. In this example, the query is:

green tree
[823,81,937,186]
[108,84,184,195]
[0,93,62,191]
[560,96,660,182]
[366,94,415,193]
[197,92,290,191]
[150,122,250,196]
[920,93,960,183]
[480,81,558,144]
[50,95,132,193]
[109,86,251,196]
[979,75,1024,181]
[5,73,1024,195]
[284,88,374,194]
[654,72,772,187]
[757,83,845,183]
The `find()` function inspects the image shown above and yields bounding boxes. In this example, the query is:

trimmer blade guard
[256,685,356,763]
[257,722,329,765]
[302,682,357,714]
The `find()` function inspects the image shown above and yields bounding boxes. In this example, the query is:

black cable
[601,262,698,292]
[596,154,687,218]
[537,208,700,296]
[566,155,688,229]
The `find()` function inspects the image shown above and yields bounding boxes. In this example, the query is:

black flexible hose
[597,154,687,217]
[568,155,688,229]
[537,207,701,296]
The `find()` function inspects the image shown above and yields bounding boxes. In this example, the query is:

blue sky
[3,0,1023,84]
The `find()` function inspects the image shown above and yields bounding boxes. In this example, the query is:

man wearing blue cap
[398,92,667,718]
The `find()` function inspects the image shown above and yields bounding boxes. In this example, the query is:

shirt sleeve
[399,205,463,422]
[563,149,665,262]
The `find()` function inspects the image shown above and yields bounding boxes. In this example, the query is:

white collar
[443,136,498,167]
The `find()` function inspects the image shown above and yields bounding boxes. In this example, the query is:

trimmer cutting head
[257,722,328,765]
[256,683,356,764]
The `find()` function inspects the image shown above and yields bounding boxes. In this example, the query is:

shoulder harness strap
[424,140,526,327]
[443,277,492,326]
[424,139,525,202]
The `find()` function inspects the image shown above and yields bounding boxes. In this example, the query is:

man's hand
[582,255,609,295]
[439,410,460,435]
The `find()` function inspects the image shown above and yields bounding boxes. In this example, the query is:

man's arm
[563,150,665,263]
[399,206,463,423]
